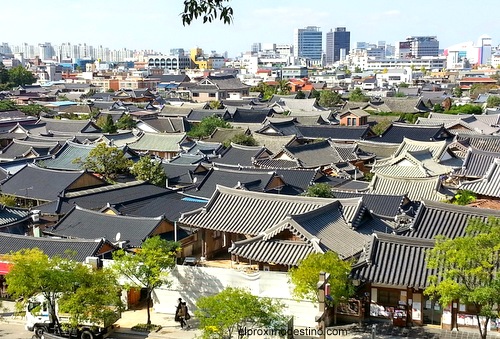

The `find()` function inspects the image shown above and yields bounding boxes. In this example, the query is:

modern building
[293,26,323,65]
[444,35,492,69]
[326,27,350,63]
[147,51,192,71]
[405,36,440,58]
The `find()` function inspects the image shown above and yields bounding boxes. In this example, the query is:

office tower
[251,43,261,53]
[405,36,439,57]
[332,27,350,62]
[326,29,334,64]
[293,26,322,63]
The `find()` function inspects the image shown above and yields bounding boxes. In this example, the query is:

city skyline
[0,0,498,58]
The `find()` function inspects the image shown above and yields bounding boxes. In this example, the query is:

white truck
[26,294,120,339]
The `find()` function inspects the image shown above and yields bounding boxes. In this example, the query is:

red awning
[0,262,12,275]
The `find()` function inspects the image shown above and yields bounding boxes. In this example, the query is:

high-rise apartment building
[293,26,322,64]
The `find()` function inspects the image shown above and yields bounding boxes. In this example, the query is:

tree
[223,133,257,147]
[0,194,17,207]
[74,143,132,182]
[181,0,233,25]
[486,95,500,108]
[354,66,362,73]
[453,189,476,205]
[6,248,121,335]
[187,115,231,139]
[17,103,51,117]
[318,90,342,108]
[310,88,321,100]
[98,114,118,133]
[57,95,70,101]
[8,65,37,87]
[295,90,306,99]
[116,114,137,130]
[433,103,444,113]
[112,236,180,326]
[453,86,463,98]
[372,118,392,136]
[288,252,353,306]
[348,88,369,102]
[276,79,291,95]
[303,183,334,198]
[425,217,500,339]
[398,82,409,88]
[0,100,17,111]
[130,156,167,187]
[195,287,287,339]
[0,63,9,85]
[209,100,223,109]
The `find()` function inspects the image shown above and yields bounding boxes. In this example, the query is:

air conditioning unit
[31,210,41,223]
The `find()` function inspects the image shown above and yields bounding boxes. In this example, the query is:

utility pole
[316,271,330,339]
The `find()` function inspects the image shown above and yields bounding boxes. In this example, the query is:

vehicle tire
[80,329,95,339]
[33,325,47,337]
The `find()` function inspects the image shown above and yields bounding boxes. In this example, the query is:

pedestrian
[174,298,182,324]
[177,301,191,329]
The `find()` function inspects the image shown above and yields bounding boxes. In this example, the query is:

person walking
[178,301,191,329]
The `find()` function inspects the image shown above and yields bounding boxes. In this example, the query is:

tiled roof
[332,191,408,219]
[455,148,500,178]
[206,75,250,90]
[184,166,277,199]
[127,132,186,152]
[251,133,296,154]
[184,140,223,156]
[42,181,171,215]
[0,205,31,226]
[41,141,96,171]
[159,105,193,117]
[256,120,300,137]
[180,185,335,236]
[296,125,372,141]
[376,122,452,144]
[228,108,272,124]
[187,109,229,122]
[0,233,112,262]
[351,233,435,289]
[391,138,447,160]
[459,159,500,198]
[282,140,343,168]
[168,153,207,165]
[100,131,140,147]
[372,150,452,178]
[400,200,500,239]
[455,134,500,153]
[271,98,319,113]
[417,116,500,135]
[205,127,247,143]
[138,117,190,133]
[356,140,400,159]
[368,174,449,201]
[38,117,101,134]
[212,144,271,167]
[0,164,96,202]
[0,139,61,160]
[49,205,165,248]
[368,97,428,114]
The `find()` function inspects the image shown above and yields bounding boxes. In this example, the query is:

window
[192,93,199,97]
[351,118,357,125]
[377,289,400,306]
[209,93,216,97]
[347,117,351,125]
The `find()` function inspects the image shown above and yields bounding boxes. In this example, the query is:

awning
[0,262,12,275]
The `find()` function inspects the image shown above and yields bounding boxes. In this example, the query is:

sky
[1,0,499,58]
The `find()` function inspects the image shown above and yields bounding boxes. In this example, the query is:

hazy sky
[1,0,498,57]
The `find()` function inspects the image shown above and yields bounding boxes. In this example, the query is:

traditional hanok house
[0,139,61,161]
[36,116,101,136]
[375,122,453,145]
[268,97,323,116]
[451,148,499,184]
[350,233,436,326]
[112,88,156,103]
[225,108,273,131]
[127,132,187,160]
[416,115,500,136]
[454,133,500,153]
[211,143,273,168]
[182,165,286,200]
[162,162,210,189]
[0,204,33,234]
[228,199,372,271]
[135,116,191,134]
[0,164,106,207]
[44,205,184,252]
[181,140,224,158]
[365,97,430,114]
[186,109,230,124]
[459,158,500,200]
[96,131,140,147]
[188,75,250,102]
[394,202,500,329]
[295,124,375,142]
[0,233,117,297]
[250,133,298,155]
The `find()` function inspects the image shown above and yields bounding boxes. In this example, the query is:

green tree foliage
[426,217,500,339]
[113,236,180,325]
[486,95,500,108]
[348,88,369,102]
[372,118,392,136]
[277,79,291,95]
[74,143,132,183]
[318,90,342,108]
[251,82,276,101]
[453,189,476,205]
[288,252,353,305]
[394,91,406,97]
[187,115,231,139]
[446,104,483,115]
[209,100,223,109]
[6,248,121,333]
[398,82,409,88]
[181,0,233,25]
[310,88,321,100]
[98,115,118,133]
[57,95,70,101]
[0,194,17,207]
[0,100,17,111]
[8,65,37,87]
[195,287,287,339]
[354,66,362,73]
[295,90,306,99]
[470,84,497,98]
[303,183,334,198]
[433,104,444,113]
[130,156,167,187]
[17,103,51,117]
[0,63,9,85]
[223,133,257,147]
[116,114,137,130]
[453,86,463,98]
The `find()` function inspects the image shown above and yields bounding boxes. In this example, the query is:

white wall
[152,265,318,328]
